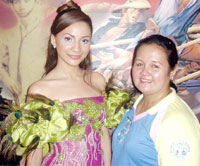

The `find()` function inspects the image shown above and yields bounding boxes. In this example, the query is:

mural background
[0,0,200,120]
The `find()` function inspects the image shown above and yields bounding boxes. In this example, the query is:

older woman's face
[132,43,172,96]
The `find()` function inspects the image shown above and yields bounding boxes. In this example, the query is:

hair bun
[57,0,81,14]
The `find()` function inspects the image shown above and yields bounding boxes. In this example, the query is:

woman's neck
[137,88,171,115]
[50,63,85,80]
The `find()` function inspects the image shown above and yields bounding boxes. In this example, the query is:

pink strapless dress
[41,96,105,166]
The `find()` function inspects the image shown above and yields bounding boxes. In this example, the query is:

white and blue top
[112,88,200,166]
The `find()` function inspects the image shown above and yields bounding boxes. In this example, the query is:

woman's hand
[23,148,43,166]
[101,126,112,166]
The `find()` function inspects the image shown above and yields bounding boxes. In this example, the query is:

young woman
[24,1,111,165]
[1,1,133,165]
[111,34,200,166]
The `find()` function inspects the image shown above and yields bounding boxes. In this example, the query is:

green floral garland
[2,99,69,156]
[104,89,131,128]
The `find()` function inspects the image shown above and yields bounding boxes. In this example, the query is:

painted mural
[0,0,200,119]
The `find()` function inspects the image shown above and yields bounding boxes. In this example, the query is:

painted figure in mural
[175,21,200,113]
[153,0,200,46]
[177,22,200,83]
[92,0,151,49]
[154,0,200,81]
[0,0,49,102]
[0,0,68,102]
[112,34,200,166]
[91,0,159,89]
[21,1,111,165]
[153,0,200,113]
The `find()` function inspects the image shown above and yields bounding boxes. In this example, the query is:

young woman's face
[132,44,172,96]
[51,21,92,68]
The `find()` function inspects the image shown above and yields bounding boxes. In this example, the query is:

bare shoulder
[27,79,46,95]
[91,72,107,93]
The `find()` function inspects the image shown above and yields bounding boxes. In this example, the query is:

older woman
[112,34,200,166]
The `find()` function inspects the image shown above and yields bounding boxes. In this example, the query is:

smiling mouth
[140,78,151,83]
[69,55,81,60]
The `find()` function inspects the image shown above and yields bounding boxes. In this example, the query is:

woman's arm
[156,110,200,166]
[101,126,111,166]
[21,148,43,166]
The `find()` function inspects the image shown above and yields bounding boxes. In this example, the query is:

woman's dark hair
[45,0,93,75]
[132,34,178,91]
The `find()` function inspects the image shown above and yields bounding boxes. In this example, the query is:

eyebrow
[135,59,162,64]
[152,60,162,64]
[63,33,91,38]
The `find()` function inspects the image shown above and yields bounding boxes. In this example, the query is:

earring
[170,74,174,80]
[170,72,174,80]
[53,45,56,49]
